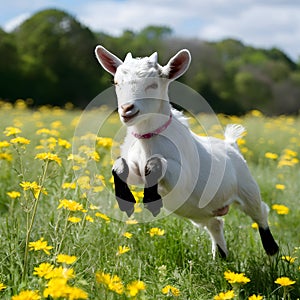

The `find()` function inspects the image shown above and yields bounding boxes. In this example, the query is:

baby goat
[95,45,279,258]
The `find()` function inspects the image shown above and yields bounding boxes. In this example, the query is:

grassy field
[0,100,300,299]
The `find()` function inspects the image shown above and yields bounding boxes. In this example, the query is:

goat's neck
[130,101,171,135]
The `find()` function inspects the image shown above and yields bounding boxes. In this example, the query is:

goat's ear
[124,52,132,62]
[164,49,191,80]
[95,45,123,76]
[149,52,158,64]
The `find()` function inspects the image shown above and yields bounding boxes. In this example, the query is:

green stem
[22,160,49,282]
[55,211,70,255]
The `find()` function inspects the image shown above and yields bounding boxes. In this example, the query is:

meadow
[0,99,299,299]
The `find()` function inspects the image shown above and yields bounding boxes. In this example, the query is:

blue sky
[1,0,300,62]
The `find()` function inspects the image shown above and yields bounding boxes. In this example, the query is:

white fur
[95,46,272,258]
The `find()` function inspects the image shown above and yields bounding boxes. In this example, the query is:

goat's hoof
[259,227,279,256]
[116,197,135,217]
[144,199,163,217]
[217,245,228,259]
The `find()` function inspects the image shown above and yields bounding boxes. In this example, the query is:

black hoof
[217,245,228,259]
[259,227,279,256]
[116,197,135,217]
[144,199,163,217]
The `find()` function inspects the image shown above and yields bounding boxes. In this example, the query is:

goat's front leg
[112,157,136,217]
[143,156,166,217]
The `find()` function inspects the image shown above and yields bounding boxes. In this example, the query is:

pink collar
[131,114,172,139]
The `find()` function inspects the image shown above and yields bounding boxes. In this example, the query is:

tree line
[1,8,300,115]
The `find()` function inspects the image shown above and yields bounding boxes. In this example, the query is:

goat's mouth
[121,110,139,123]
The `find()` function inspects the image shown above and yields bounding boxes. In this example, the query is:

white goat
[95,46,279,258]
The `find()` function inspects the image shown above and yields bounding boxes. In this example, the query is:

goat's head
[95,46,191,125]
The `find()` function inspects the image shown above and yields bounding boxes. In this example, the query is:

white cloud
[198,3,300,60]
[77,0,188,36]
[1,0,300,60]
[3,13,30,31]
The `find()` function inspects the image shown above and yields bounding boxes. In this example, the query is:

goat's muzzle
[120,103,139,123]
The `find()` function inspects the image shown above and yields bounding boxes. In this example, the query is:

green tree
[14,9,101,106]
[0,29,22,100]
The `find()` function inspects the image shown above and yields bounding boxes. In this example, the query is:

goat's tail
[224,124,246,144]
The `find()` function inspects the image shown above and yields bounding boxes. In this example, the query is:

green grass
[0,102,299,299]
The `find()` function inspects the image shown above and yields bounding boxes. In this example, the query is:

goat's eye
[146,83,158,90]
[111,79,118,86]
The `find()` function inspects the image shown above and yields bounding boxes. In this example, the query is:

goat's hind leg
[205,218,228,259]
[112,157,136,217]
[143,156,165,217]
[239,183,279,255]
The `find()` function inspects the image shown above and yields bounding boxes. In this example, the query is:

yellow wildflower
[251,222,259,229]
[0,152,13,161]
[86,215,94,222]
[67,154,86,165]
[272,204,289,215]
[80,133,97,141]
[4,126,21,137]
[224,270,250,284]
[86,150,100,162]
[123,232,133,239]
[126,219,138,225]
[58,138,71,149]
[97,137,113,147]
[95,212,110,223]
[0,152,12,161]
[20,181,47,199]
[20,181,39,191]
[43,277,68,299]
[250,110,263,117]
[148,227,165,237]
[36,128,60,136]
[35,152,62,166]
[282,256,297,264]
[96,272,124,295]
[132,190,144,202]
[126,280,146,297]
[62,182,76,189]
[93,185,104,192]
[0,141,10,148]
[284,149,297,157]
[76,176,91,189]
[95,174,106,185]
[0,282,6,291]
[265,152,278,160]
[117,245,131,256]
[10,137,30,145]
[45,266,75,280]
[51,120,63,129]
[12,290,40,300]
[162,285,180,297]
[65,286,88,299]
[33,262,54,278]
[95,272,112,285]
[29,237,53,255]
[275,184,285,190]
[57,199,84,212]
[248,295,263,300]
[7,191,21,199]
[275,277,296,286]
[68,217,82,223]
[89,204,98,210]
[214,290,235,300]
[56,254,77,265]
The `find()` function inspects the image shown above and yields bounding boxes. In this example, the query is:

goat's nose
[121,103,135,114]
